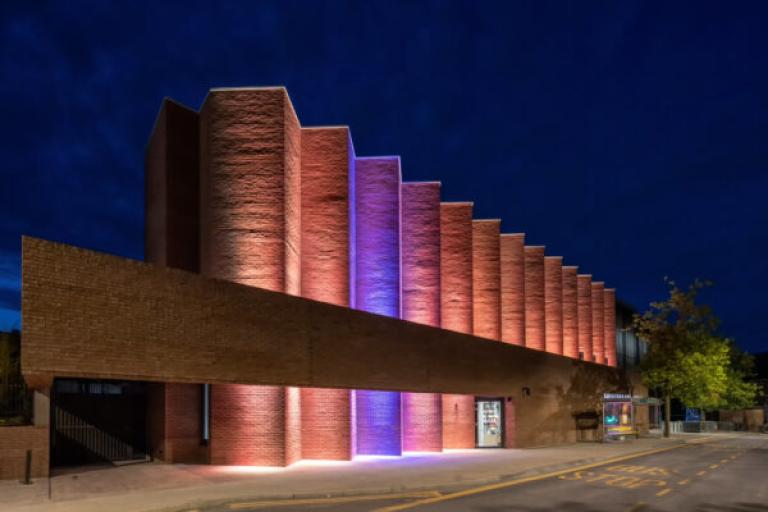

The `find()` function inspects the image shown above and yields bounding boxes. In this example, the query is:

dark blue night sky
[1,1,766,353]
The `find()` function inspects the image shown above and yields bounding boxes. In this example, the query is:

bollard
[23,450,32,485]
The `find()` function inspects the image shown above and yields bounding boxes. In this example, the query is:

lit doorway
[475,398,504,448]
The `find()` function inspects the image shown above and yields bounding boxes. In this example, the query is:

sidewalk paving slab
[0,435,715,512]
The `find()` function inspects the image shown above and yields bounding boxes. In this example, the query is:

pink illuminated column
[591,281,605,364]
[561,266,580,359]
[200,87,299,466]
[353,156,402,456]
[440,202,473,333]
[544,256,563,355]
[500,234,526,346]
[472,220,501,340]
[524,246,545,351]
[401,182,442,452]
[577,274,593,362]
[439,202,475,449]
[603,288,617,367]
[298,126,354,461]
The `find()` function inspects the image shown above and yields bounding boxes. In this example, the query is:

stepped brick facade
[142,87,620,465]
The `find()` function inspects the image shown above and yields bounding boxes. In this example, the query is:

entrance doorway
[52,378,149,467]
[475,398,504,448]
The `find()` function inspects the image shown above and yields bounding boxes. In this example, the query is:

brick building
[9,86,634,478]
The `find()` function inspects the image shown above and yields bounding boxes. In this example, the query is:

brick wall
[210,384,286,466]
[562,266,579,359]
[577,274,593,362]
[401,182,442,452]
[500,234,525,346]
[472,220,501,340]
[0,426,48,480]
[544,256,563,355]
[22,237,629,448]
[442,395,475,449]
[524,246,545,350]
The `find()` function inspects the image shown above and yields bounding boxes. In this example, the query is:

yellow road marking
[628,501,647,512]
[697,470,707,476]
[730,455,737,460]
[678,479,690,485]
[656,488,672,497]
[709,464,719,469]
[229,491,441,509]
[374,439,715,512]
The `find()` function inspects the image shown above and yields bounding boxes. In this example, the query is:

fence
[669,421,754,434]
[55,407,142,463]
[0,378,33,424]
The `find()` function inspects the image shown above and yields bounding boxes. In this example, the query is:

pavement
[0,434,747,512]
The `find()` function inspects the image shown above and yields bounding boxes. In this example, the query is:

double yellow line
[374,438,715,511]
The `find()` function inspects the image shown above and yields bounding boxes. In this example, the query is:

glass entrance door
[476,398,504,448]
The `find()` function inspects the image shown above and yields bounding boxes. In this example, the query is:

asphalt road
[203,435,768,512]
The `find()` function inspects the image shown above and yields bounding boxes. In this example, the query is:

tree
[634,279,757,437]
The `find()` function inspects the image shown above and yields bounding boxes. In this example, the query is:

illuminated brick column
[472,220,501,340]
[353,156,402,455]
[561,266,580,359]
[591,281,605,364]
[544,256,563,355]
[577,274,593,362]
[440,202,473,333]
[603,288,617,367]
[200,87,300,466]
[524,246,545,351]
[439,202,475,449]
[299,127,354,460]
[401,182,442,452]
[500,234,525,346]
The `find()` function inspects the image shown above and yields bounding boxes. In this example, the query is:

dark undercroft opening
[51,378,149,468]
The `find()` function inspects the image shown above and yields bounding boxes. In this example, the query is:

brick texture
[524,246,545,351]
[145,99,206,465]
[299,387,351,460]
[353,157,401,317]
[22,233,631,449]
[285,386,302,464]
[299,127,354,460]
[544,256,563,355]
[442,394,475,449]
[561,266,580,359]
[145,99,200,273]
[401,182,442,452]
[472,220,501,340]
[401,182,441,327]
[439,203,474,449]
[591,282,605,364]
[355,390,402,455]
[402,392,442,452]
[0,426,49,480]
[164,383,207,463]
[199,88,301,467]
[603,288,617,367]
[577,274,593,362]
[200,87,297,291]
[353,157,402,455]
[439,203,473,334]
[504,399,517,448]
[500,234,525,346]
[210,384,286,466]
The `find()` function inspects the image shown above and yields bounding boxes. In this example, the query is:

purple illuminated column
[352,156,402,455]
[401,182,442,452]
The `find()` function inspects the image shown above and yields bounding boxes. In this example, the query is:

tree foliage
[634,279,757,412]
